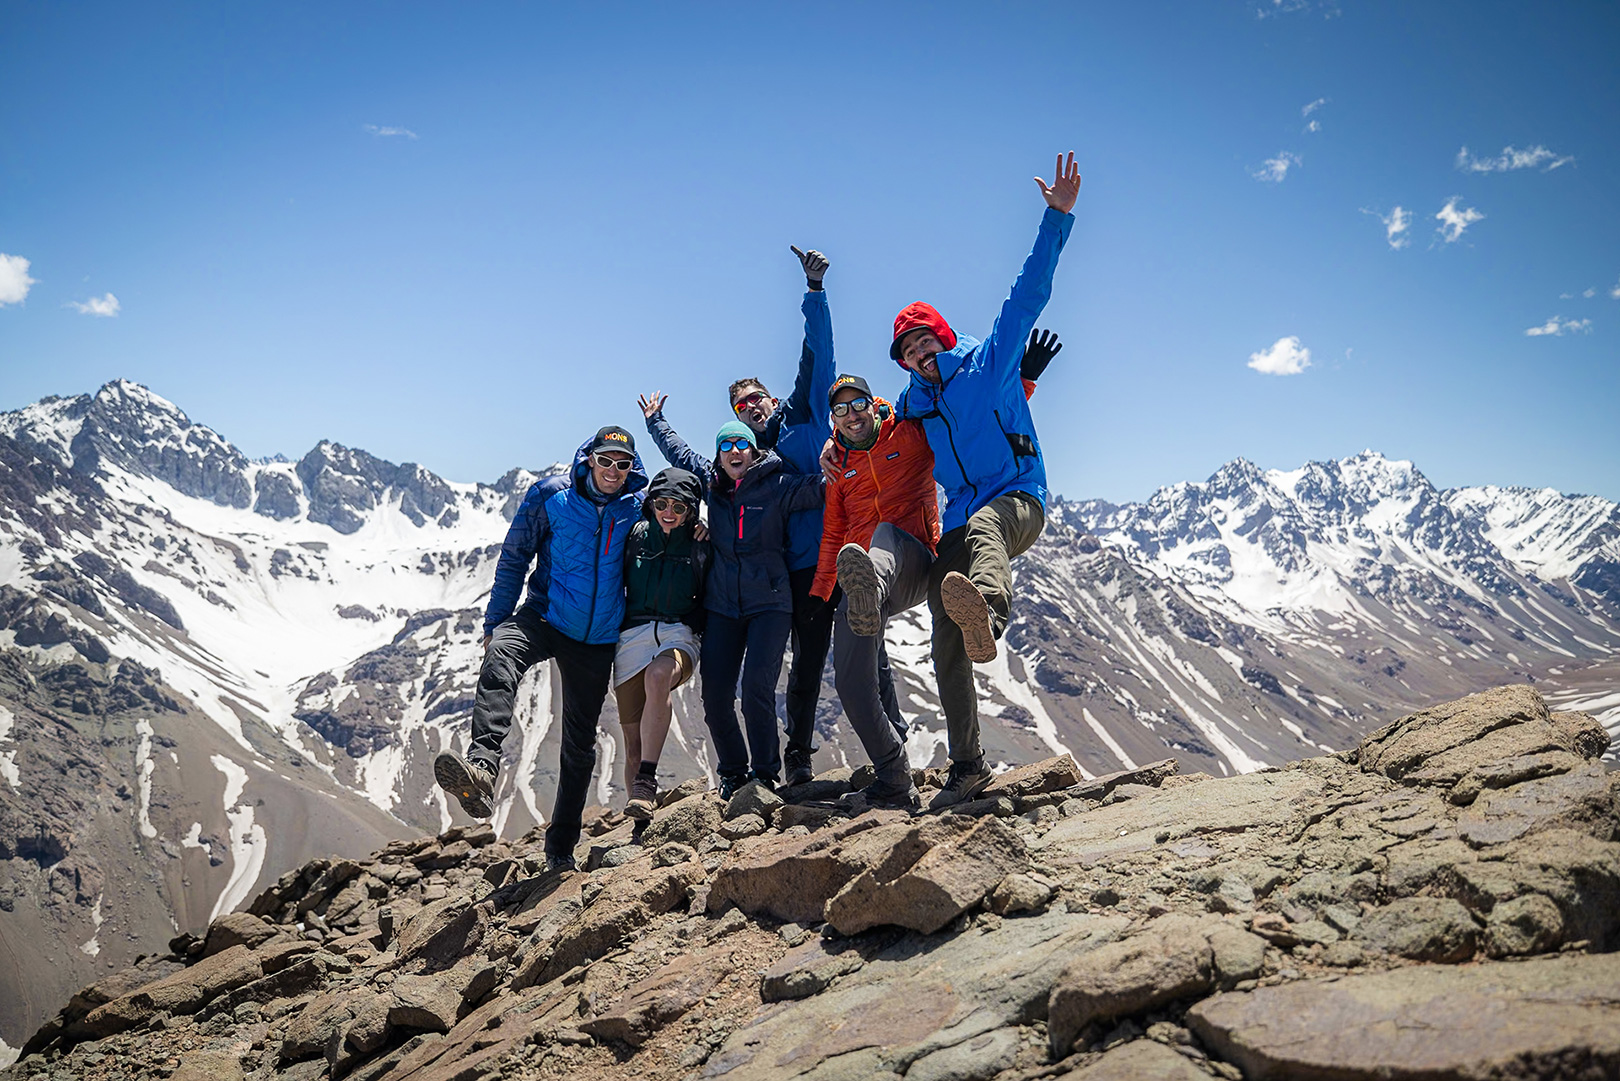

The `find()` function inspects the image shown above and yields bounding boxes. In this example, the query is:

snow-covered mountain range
[0,379,1616,1050]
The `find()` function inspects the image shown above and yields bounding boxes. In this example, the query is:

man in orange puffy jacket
[812,374,939,810]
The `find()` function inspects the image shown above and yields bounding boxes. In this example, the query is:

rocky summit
[7,684,1618,1081]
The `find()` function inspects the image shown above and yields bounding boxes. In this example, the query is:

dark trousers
[786,566,905,754]
[469,607,614,861]
[701,609,794,782]
[928,492,1045,764]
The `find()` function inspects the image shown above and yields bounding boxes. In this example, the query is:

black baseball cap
[827,374,872,407]
[588,426,636,456]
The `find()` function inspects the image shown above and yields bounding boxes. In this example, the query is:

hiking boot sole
[940,571,997,663]
[837,543,882,637]
[434,752,494,819]
[625,797,656,822]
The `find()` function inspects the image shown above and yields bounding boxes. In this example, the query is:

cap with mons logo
[826,374,872,407]
[587,426,636,456]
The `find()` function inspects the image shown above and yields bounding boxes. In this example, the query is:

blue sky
[2,2,1617,504]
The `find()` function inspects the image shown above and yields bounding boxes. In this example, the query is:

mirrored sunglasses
[830,396,873,418]
[592,453,633,472]
[732,391,769,414]
[717,437,753,453]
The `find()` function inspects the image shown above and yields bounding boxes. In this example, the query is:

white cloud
[68,292,120,317]
[1435,197,1484,243]
[0,253,36,306]
[363,124,418,139]
[1302,97,1328,117]
[1248,336,1312,375]
[1583,287,1597,299]
[1361,206,1411,250]
[1612,278,1620,300]
[1252,151,1302,183]
[1305,119,1321,134]
[1455,144,1574,173]
[1525,316,1592,337]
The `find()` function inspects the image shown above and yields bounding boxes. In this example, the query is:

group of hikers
[435,153,1082,871]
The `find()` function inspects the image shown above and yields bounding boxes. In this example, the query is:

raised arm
[639,391,715,480]
[484,478,561,638]
[774,247,836,433]
[983,153,1080,376]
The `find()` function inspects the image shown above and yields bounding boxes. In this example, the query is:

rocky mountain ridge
[6,684,1618,1081]
[1,379,1618,1057]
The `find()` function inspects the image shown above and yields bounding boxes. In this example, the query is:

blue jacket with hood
[895,206,1073,534]
[483,437,650,644]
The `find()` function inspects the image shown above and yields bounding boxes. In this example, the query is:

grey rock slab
[700,910,1128,1080]
[825,817,1029,935]
[1034,771,1326,870]
[759,937,875,1002]
[1457,762,1619,847]
[1187,951,1620,1080]
[903,1026,1020,1081]
[726,780,786,821]
[1484,892,1564,958]
[1435,827,1620,949]
[1448,750,1587,806]
[645,793,725,848]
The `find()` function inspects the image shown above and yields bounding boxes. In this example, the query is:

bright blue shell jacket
[762,290,836,572]
[482,437,649,644]
[895,206,1073,533]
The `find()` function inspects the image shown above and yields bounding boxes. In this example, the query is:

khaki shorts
[613,620,698,688]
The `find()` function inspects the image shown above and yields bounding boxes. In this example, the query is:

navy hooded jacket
[482,437,650,644]
[895,206,1073,533]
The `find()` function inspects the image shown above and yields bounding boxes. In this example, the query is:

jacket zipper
[936,387,977,511]
[584,503,604,637]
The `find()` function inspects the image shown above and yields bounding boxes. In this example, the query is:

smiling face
[730,383,778,433]
[899,328,947,384]
[590,451,634,494]
[831,386,877,445]
[652,497,689,534]
[718,439,757,482]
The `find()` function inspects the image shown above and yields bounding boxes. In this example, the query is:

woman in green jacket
[617,467,710,818]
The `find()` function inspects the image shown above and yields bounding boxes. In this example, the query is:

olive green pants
[926,491,1045,764]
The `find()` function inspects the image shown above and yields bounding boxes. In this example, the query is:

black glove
[791,245,829,290]
[1021,328,1062,381]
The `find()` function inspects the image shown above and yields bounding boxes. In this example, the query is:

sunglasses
[831,396,873,418]
[717,437,753,453]
[591,454,633,472]
[732,391,770,414]
[651,498,689,514]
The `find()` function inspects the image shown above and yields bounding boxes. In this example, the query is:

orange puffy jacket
[811,399,941,601]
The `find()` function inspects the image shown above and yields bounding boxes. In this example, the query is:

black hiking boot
[783,746,814,788]
[927,756,993,811]
[434,751,496,819]
[718,772,750,801]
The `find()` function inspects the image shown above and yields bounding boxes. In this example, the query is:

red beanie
[890,302,958,365]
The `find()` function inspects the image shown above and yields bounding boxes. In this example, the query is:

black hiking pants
[785,566,906,755]
[469,606,615,861]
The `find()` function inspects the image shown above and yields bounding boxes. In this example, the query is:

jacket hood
[645,467,703,518]
[569,435,650,499]
[889,301,959,364]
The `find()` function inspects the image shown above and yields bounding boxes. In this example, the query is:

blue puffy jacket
[895,206,1073,533]
[483,437,649,644]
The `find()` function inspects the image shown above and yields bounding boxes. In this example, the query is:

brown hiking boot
[625,774,658,821]
[940,571,996,663]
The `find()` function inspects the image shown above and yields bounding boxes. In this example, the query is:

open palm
[1035,152,1082,214]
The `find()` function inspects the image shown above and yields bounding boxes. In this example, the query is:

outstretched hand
[791,245,829,287]
[638,391,668,420]
[1035,152,1082,214]
[1021,328,1063,381]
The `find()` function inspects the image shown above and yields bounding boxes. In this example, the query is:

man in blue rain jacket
[435,426,648,871]
[891,152,1082,809]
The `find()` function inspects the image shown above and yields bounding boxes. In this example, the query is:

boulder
[531,859,706,985]
[825,817,1029,935]
[1551,710,1612,760]
[988,873,1055,916]
[580,951,732,1046]
[719,813,766,840]
[725,780,785,821]
[706,810,962,924]
[643,793,724,848]
[979,754,1084,801]
[79,945,263,1036]
[389,971,465,1032]
[1436,828,1620,949]
[760,936,875,1002]
[1351,897,1479,962]
[1188,952,1620,1080]
[200,912,283,957]
[1048,914,1222,1055]
[1447,750,1587,806]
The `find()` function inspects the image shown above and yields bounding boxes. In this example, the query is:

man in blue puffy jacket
[434,425,648,871]
[891,152,1082,809]
[641,245,901,787]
